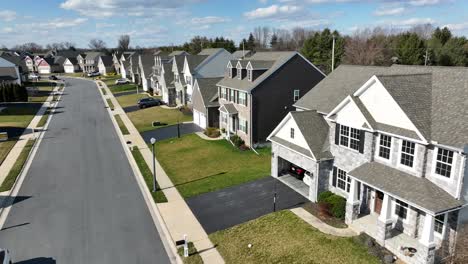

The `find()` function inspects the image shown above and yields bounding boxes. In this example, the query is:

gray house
[192,77,222,129]
[138,54,155,92]
[77,52,103,73]
[216,51,325,147]
[268,64,468,264]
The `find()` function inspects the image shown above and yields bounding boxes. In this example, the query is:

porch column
[345,178,360,224]
[418,213,436,264]
[376,193,393,245]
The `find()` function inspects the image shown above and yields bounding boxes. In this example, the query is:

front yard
[209,210,380,264]
[26,81,56,102]
[155,134,270,198]
[116,93,150,108]
[127,105,192,133]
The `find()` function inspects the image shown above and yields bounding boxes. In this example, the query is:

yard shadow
[171,172,227,190]
[0,195,32,209]
[15,257,56,264]
[1,222,29,231]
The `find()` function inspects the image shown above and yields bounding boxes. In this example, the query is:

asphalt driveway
[186,176,308,234]
[122,105,140,113]
[140,122,203,143]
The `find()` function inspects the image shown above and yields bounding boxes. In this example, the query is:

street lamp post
[150,137,157,192]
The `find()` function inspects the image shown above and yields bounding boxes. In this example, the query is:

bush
[318,191,334,203]
[230,135,245,148]
[221,128,226,134]
[325,194,346,219]
[204,127,220,138]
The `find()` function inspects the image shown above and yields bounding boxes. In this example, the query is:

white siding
[274,117,311,151]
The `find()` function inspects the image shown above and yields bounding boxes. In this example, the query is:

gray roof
[269,136,313,159]
[53,56,66,65]
[217,51,297,92]
[0,53,28,72]
[232,50,252,59]
[139,54,154,76]
[198,48,222,56]
[195,77,222,107]
[169,50,189,56]
[219,103,238,114]
[84,52,103,61]
[162,63,174,88]
[185,55,209,73]
[249,60,274,69]
[67,57,78,65]
[349,162,464,214]
[295,64,468,149]
[99,55,113,67]
[290,111,333,160]
[0,67,18,80]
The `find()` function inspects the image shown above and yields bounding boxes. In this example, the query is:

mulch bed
[302,202,348,229]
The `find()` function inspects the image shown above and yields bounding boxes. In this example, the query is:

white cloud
[409,0,441,6]
[382,17,435,27]
[0,10,17,22]
[38,18,88,29]
[244,4,302,20]
[374,7,405,16]
[1,27,14,33]
[278,18,330,29]
[190,16,230,25]
[60,0,201,17]
[443,22,468,31]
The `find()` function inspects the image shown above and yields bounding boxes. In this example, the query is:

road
[0,78,171,264]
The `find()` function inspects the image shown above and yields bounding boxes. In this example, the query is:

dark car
[137,97,162,109]
[289,164,305,180]
[49,75,58,80]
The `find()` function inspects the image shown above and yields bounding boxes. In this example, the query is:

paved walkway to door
[291,207,358,237]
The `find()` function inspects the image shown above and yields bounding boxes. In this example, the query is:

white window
[221,87,227,100]
[400,140,415,168]
[434,214,445,234]
[237,68,242,79]
[395,200,408,219]
[239,118,248,134]
[290,128,295,139]
[221,113,227,124]
[293,90,300,102]
[238,92,247,106]
[228,67,232,78]
[186,75,192,85]
[336,168,350,192]
[175,74,179,83]
[435,148,454,178]
[247,70,252,81]
[378,134,392,160]
[339,125,360,151]
[230,89,235,103]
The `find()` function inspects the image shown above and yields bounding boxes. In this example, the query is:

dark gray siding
[251,54,325,144]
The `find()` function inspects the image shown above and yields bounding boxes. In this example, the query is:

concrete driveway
[186,176,308,234]
[140,123,202,143]
[0,78,170,263]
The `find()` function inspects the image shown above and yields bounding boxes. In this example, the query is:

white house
[63,58,79,73]
[0,57,21,85]
[98,55,115,76]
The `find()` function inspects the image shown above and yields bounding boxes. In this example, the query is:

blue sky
[0,0,467,48]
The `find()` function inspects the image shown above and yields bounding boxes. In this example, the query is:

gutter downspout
[249,93,259,155]
[456,152,466,199]
[314,160,320,202]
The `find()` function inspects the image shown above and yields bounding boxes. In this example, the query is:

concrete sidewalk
[98,81,224,264]
[0,82,61,188]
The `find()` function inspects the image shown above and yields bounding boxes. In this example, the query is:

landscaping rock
[383,254,394,264]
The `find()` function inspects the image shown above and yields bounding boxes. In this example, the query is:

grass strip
[37,108,51,128]
[101,88,107,95]
[106,99,114,110]
[131,147,167,203]
[114,115,129,135]
[0,140,35,192]
[177,242,203,264]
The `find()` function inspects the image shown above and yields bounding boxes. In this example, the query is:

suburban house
[37,58,60,74]
[216,51,326,147]
[63,57,80,73]
[112,52,122,74]
[129,54,140,84]
[97,55,115,76]
[192,77,222,129]
[268,64,468,264]
[23,55,35,72]
[138,54,155,92]
[77,52,103,73]
[0,52,29,82]
[0,57,21,85]
[153,57,175,104]
[172,48,232,106]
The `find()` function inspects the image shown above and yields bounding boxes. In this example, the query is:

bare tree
[88,39,107,50]
[410,23,434,40]
[62,41,76,49]
[252,26,271,49]
[343,29,387,65]
[117,35,130,51]
[12,42,44,52]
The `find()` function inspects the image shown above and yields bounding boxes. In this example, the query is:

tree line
[0,83,28,102]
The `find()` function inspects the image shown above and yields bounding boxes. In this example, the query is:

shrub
[325,194,346,219]
[318,191,334,203]
[204,127,220,138]
[230,135,244,148]
[221,128,226,134]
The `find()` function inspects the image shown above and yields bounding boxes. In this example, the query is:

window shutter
[357,181,361,200]
[334,124,340,145]
[359,130,365,154]
[332,166,337,187]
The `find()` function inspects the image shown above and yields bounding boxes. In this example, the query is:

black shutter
[332,166,337,187]
[357,181,361,200]
[335,124,340,145]
[359,130,366,154]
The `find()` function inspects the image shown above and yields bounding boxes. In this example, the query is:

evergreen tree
[270,34,278,50]
[395,32,426,65]
[246,33,256,51]
[0,84,4,102]
[301,29,345,74]
[433,27,452,45]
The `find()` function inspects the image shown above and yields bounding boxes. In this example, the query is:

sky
[0,0,467,49]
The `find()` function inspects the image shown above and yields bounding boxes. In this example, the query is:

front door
[374,191,384,215]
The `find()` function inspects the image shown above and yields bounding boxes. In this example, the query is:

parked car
[138,97,162,109]
[87,71,100,77]
[0,248,12,264]
[289,164,305,180]
[115,78,129,85]
[49,75,58,80]
[28,73,40,80]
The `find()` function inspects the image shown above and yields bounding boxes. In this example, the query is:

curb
[95,80,182,264]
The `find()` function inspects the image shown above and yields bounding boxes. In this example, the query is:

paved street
[187,176,308,234]
[0,78,171,264]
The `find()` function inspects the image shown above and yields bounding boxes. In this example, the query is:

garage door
[193,110,206,129]
[64,66,74,73]
[38,68,50,74]
[199,113,206,129]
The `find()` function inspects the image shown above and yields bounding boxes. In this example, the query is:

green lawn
[0,140,16,166]
[106,99,115,110]
[108,83,139,94]
[116,93,149,108]
[100,75,121,86]
[177,242,203,264]
[210,210,380,264]
[37,108,51,128]
[0,139,35,192]
[27,81,56,102]
[131,147,167,203]
[155,134,270,198]
[128,106,192,133]
[100,88,107,95]
[114,115,129,135]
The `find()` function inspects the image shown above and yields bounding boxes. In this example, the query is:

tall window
[293,90,300,102]
[378,134,392,160]
[238,92,247,106]
[435,148,454,178]
[228,67,232,78]
[290,128,295,139]
[221,87,227,99]
[336,168,351,192]
[239,118,248,134]
[434,214,445,234]
[237,68,242,79]
[230,89,235,103]
[400,140,415,168]
[395,200,408,219]
[339,125,360,151]
[247,70,252,81]
[221,113,227,124]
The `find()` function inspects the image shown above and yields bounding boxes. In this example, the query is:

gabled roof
[195,77,222,107]
[217,51,301,92]
[197,48,222,56]
[349,162,464,214]
[84,52,103,61]
[185,55,209,73]
[162,63,174,88]
[248,60,274,69]
[66,57,78,65]
[99,55,114,67]
[219,103,238,114]
[140,54,155,77]
[232,50,252,59]
[0,57,16,67]
[53,56,67,65]
[290,111,332,160]
[169,50,189,56]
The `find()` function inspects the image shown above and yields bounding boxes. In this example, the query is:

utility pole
[424,49,429,66]
[242,40,245,59]
[331,35,335,72]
